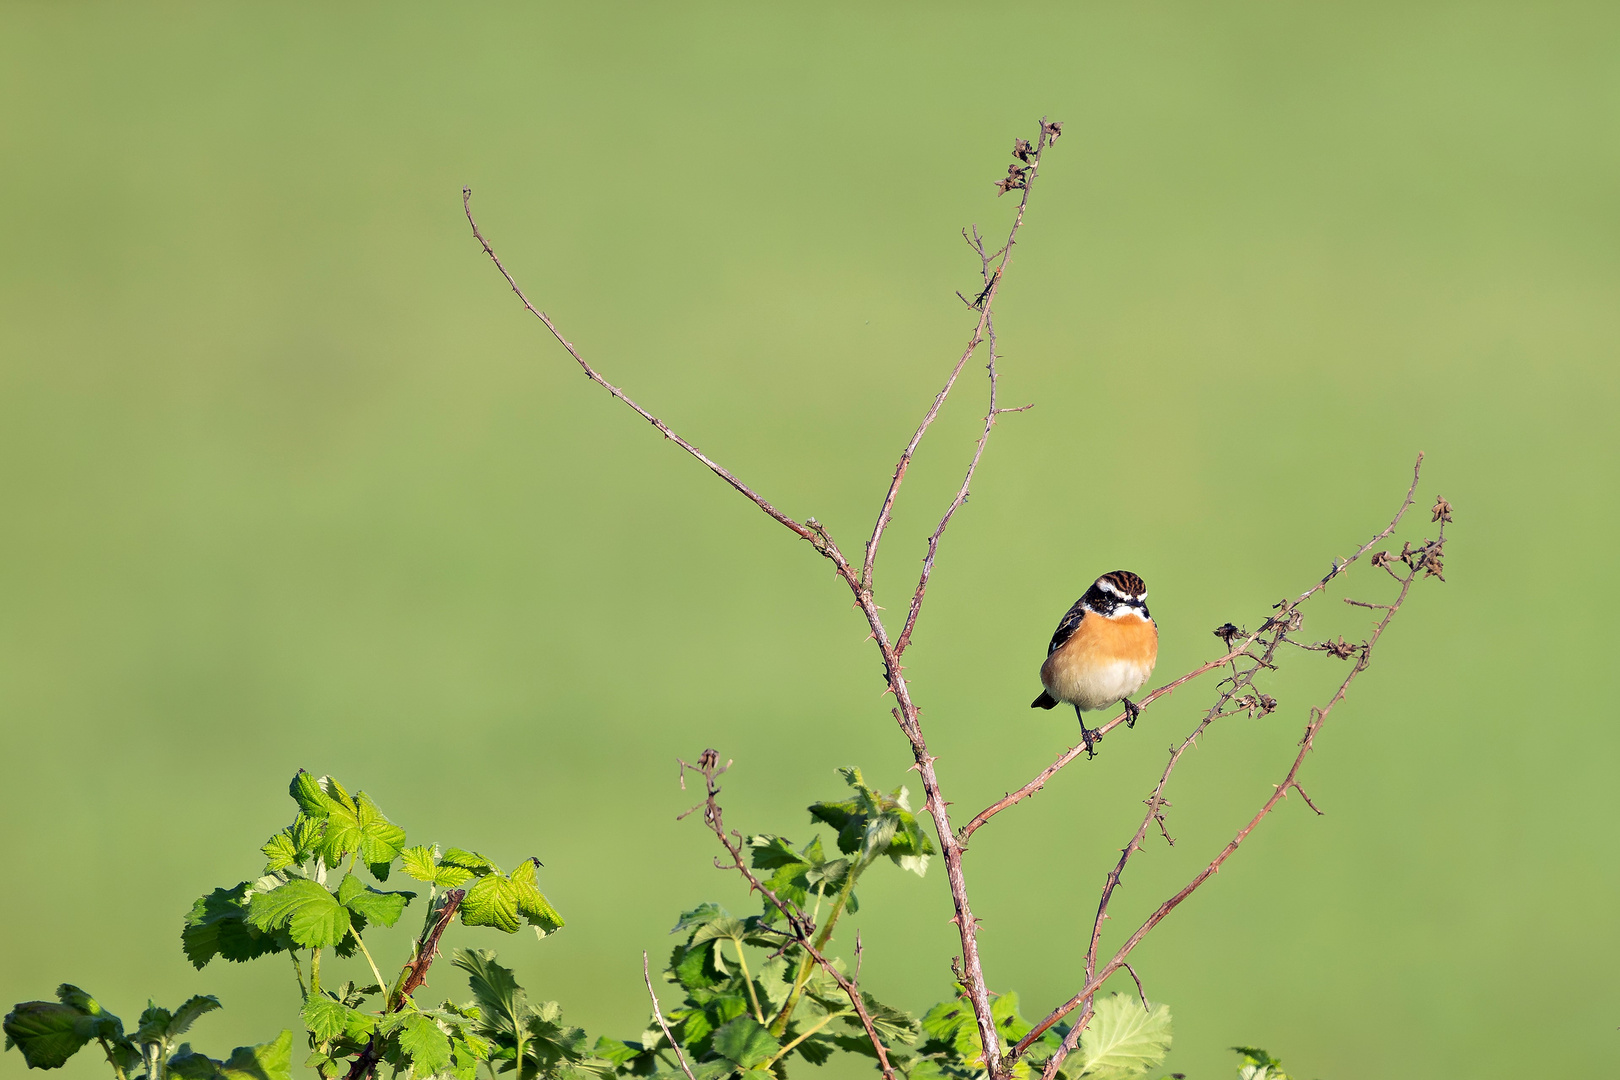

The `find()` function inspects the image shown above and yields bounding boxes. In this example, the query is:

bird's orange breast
[1056,612,1159,667]
[1040,612,1159,712]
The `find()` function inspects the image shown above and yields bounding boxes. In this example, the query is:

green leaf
[710,1017,779,1070]
[509,859,565,937]
[335,872,414,928]
[441,848,501,876]
[453,948,526,1042]
[1075,996,1170,1079]
[314,790,407,880]
[398,1015,453,1075]
[217,1030,293,1080]
[400,845,440,883]
[168,996,222,1039]
[808,768,935,876]
[290,772,340,817]
[137,1005,175,1046]
[858,992,921,1047]
[461,860,562,936]
[246,878,351,949]
[168,1048,223,1080]
[3,1002,92,1069]
[1233,1047,1289,1080]
[183,884,288,968]
[300,997,348,1043]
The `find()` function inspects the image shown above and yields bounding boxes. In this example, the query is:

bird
[1031,570,1159,756]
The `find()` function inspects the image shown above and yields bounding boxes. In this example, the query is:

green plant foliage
[7,767,1238,1080]
[2,984,290,1080]
[1073,995,1172,1080]
[808,767,934,876]
[1232,1046,1292,1080]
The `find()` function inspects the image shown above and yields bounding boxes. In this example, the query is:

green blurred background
[2,2,1616,1077]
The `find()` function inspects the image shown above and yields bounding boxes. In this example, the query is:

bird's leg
[1074,705,1099,758]
[1123,698,1141,729]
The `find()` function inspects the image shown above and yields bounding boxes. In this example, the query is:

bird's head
[1084,570,1150,620]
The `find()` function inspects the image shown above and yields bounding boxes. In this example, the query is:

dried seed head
[1041,119,1063,141]
[1213,622,1243,647]
[1324,637,1357,660]
[1431,496,1453,524]
[994,163,1028,196]
[1371,550,1392,568]
[1013,137,1035,162]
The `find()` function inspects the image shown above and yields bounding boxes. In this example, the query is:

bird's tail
[1031,690,1058,709]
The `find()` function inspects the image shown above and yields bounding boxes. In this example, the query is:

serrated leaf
[1075,996,1170,1079]
[2,1002,93,1069]
[168,1048,222,1080]
[401,845,440,883]
[290,772,339,817]
[137,1005,175,1046]
[441,848,500,876]
[452,949,525,1042]
[165,996,222,1040]
[217,1030,293,1080]
[509,859,565,936]
[808,768,935,874]
[398,1015,453,1074]
[246,878,351,949]
[183,884,290,968]
[335,872,415,928]
[300,997,348,1043]
[710,1017,779,1069]
[671,903,727,934]
[859,992,921,1046]
[315,790,406,879]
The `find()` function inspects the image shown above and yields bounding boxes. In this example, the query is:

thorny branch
[468,117,1062,1078]
[1014,458,1446,1077]
[345,889,465,1080]
[677,750,898,1080]
[469,118,1446,1080]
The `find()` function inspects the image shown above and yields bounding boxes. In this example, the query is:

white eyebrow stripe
[1095,577,1122,597]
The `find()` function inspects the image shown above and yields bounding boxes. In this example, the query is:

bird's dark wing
[1047,598,1088,656]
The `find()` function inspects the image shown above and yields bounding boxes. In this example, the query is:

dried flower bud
[1424,555,1446,581]
[1371,550,1391,568]
[994,163,1028,196]
[1213,622,1243,647]
[1013,137,1035,162]
[1041,119,1063,141]
[1431,496,1453,523]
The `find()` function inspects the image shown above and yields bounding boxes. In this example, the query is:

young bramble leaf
[809,768,934,877]
[3,1001,94,1069]
[163,996,222,1040]
[1075,995,1171,1079]
[453,949,526,1042]
[711,1017,779,1070]
[315,790,407,880]
[300,997,348,1043]
[441,848,501,876]
[217,1029,294,1080]
[183,884,289,968]
[509,858,565,938]
[335,872,415,928]
[398,1015,453,1075]
[401,845,440,883]
[461,859,562,936]
[247,878,351,949]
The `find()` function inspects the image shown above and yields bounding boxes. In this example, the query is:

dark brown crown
[1096,570,1147,599]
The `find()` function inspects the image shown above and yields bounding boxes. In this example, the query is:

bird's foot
[1124,698,1141,729]
[1080,722,1101,759]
